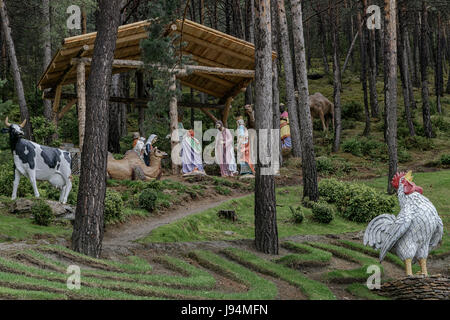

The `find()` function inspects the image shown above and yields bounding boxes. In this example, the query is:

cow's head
[2,117,26,138]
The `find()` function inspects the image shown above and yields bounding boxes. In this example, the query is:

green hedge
[318,179,396,223]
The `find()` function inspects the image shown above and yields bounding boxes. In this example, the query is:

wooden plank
[178,79,222,98]
[171,32,254,63]
[52,85,62,113]
[222,97,233,127]
[57,98,77,120]
[179,101,225,110]
[200,108,219,123]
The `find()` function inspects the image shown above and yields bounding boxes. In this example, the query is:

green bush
[398,148,411,163]
[316,157,334,175]
[312,202,334,224]
[104,190,124,223]
[441,154,450,166]
[342,138,362,156]
[289,206,304,224]
[319,179,396,223]
[0,163,33,198]
[432,116,450,134]
[335,183,396,223]
[401,136,435,151]
[30,116,61,147]
[32,200,53,226]
[342,102,363,121]
[138,188,158,212]
[318,178,347,203]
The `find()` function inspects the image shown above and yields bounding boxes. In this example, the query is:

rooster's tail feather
[364,214,396,252]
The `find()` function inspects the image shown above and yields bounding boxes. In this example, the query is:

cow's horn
[5,117,11,127]
[19,119,27,128]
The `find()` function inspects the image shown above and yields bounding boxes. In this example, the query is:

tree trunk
[358,4,370,137]
[368,28,380,117]
[412,12,421,88]
[0,0,30,138]
[290,0,318,202]
[119,73,129,137]
[316,3,329,74]
[71,0,121,258]
[435,12,443,114]
[271,0,282,167]
[277,0,302,157]
[169,75,179,175]
[245,0,255,105]
[254,0,278,255]
[419,0,433,139]
[398,1,415,137]
[108,74,122,153]
[384,0,398,195]
[42,0,52,121]
[404,32,417,110]
[136,71,146,136]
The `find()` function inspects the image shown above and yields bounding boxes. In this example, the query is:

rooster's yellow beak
[404,170,413,183]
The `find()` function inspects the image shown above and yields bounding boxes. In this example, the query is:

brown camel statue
[308,93,335,132]
[107,148,168,181]
[294,92,335,132]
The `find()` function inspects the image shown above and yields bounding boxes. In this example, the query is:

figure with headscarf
[181,129,205,175]
[215,121,238,177]
[280,111,292,150]
[143,134,158,166]
[236,117,255,176]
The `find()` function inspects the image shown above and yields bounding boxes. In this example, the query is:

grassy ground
[0,242,395,300]
[140,170,449,253]
[138,186,364,243]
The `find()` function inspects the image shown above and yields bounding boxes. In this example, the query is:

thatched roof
[38,19,275,101]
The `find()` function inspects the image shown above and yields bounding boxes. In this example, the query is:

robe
[181,134,205,174]
[236,124,255,175]
[215,128,237,177]
[280,114,292,149]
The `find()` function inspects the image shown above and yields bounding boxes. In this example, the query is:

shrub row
[318,178,395,223]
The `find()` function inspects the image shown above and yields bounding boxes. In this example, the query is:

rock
[9,199,74,217]
[224,231,235,236]
[46,200,75,217]
[378,275,450,300]
[9,199,35,214]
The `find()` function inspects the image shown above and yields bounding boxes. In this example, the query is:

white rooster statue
[364,171,443,276]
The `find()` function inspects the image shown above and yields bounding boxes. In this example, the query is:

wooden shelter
[38,19,274,171]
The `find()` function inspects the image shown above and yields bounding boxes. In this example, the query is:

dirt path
[102,193,251,249]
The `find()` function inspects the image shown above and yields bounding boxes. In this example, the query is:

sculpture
[181,129,206,176]
[143,134,157,167]
[215,121,238,177]
[107,148,167,181]
[280,111,292,152]
[364,171,444,276]
[236,117,254,177]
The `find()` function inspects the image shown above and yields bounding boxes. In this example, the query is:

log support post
[136,71,145,136]
[76,61,86,151]
[222,97,233,127]
[169,74,180,175]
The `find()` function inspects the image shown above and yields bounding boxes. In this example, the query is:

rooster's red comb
[391,172,406,189]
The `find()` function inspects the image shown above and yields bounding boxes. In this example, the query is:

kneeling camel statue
[107,148,167,181]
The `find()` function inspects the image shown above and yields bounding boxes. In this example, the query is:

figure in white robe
[215,121,238,177]
[181,129,205,175]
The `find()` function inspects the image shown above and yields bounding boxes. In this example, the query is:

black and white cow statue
[2,117,72,204]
